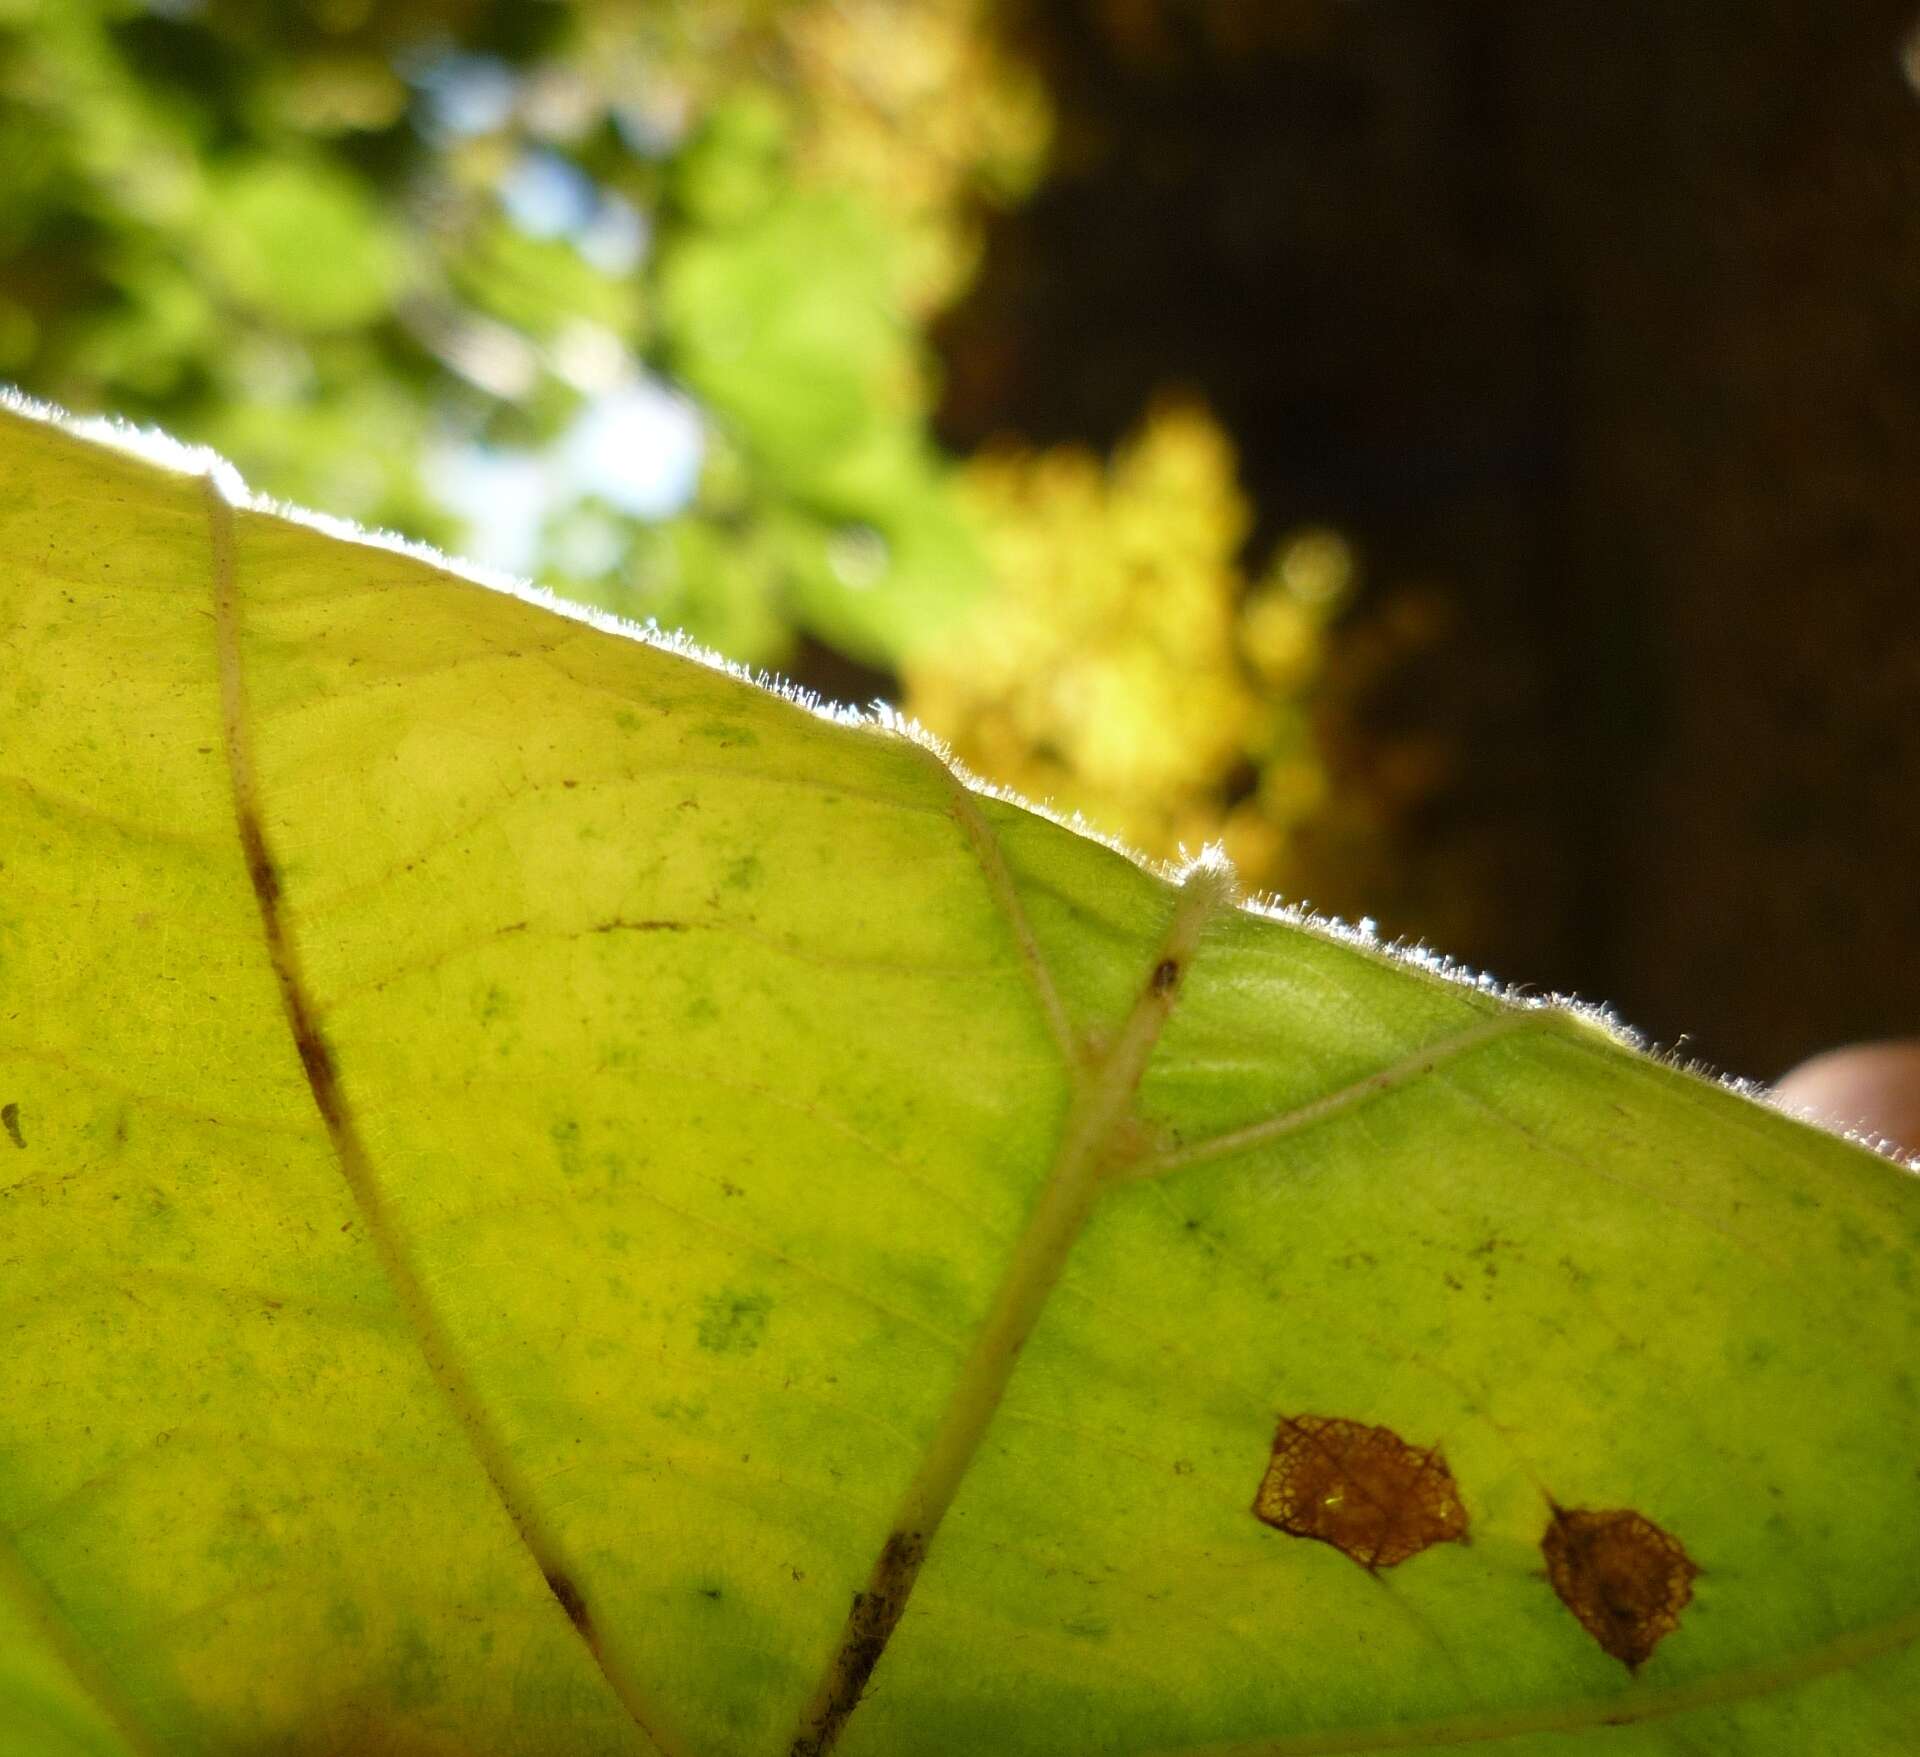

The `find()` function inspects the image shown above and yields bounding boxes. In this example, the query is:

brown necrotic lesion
[1252,1414,1470,1570]
[1540,1504,1700,1670]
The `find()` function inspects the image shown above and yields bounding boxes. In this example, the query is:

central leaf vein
[203,479,684,1757]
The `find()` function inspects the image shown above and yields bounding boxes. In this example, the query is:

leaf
[1,396,1917,1757]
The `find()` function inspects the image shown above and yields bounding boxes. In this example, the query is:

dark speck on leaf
[2,1103,21,1149]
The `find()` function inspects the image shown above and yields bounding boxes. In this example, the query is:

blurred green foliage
[0,0,1032,658]
[0,0,1344,889]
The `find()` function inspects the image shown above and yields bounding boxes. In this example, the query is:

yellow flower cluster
[781,0,1053,313]
[905,398,1351,887]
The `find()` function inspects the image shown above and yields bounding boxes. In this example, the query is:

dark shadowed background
[4,0,1915,1079]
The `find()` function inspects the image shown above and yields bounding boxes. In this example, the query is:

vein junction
[785,858,1232,1757]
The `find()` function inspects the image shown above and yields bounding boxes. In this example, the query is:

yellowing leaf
[3,399,1919,1757]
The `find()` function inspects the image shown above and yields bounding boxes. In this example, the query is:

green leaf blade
[2,400,1917,1757]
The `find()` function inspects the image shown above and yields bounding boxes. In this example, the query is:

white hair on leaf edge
[0,395,1720,1051]
[10,388,1908,1159]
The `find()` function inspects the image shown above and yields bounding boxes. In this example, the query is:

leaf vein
[1124,1010,1541,1182]
[316,912,1006,1013]
[0,1529,164,1757]
[783,864,1231,1757]
[203,476,686,1757]
[928,753,1081,1071]
[1133,1609,1920,1754]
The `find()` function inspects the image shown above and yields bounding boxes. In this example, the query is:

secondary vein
[931,752,1082,1072]
[0,1528,164,1757]
[1123,1009,1542,1182]
[783,862,1231,1757]
[203,477,685,1757]
[1131,1605,1920,1755]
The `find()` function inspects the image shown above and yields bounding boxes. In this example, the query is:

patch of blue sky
[429,374,705,576]
[562,377,705,519]
[495,149,646,274]
[425,444,549,576]
[409,51,519,139]
[576,192,649,276]
[498,148,600,239]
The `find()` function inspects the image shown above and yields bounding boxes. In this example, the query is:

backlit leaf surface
[2,401,1917,1757]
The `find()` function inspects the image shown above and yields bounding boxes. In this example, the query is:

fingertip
[1772,1039,1920,1156]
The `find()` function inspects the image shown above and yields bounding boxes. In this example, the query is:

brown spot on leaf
[1253,1414,1469,1569]
[2,1103,21,1149]
[1150,957,1181,995]
[1542,1504,1699,1670]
